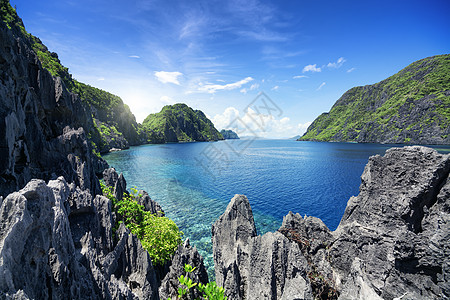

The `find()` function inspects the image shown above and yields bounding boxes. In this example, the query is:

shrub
[100,182,182,265]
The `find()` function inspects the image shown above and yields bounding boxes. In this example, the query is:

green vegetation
[168,264,227,300]
[1,0,145,152]
[101,182,183,265]
[143,103,224,143]
[300,54,450,144]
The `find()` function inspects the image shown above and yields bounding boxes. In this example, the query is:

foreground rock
[213,146,450,299]
[0,178,159,299]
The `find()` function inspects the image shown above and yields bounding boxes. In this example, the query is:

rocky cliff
[0,2,208,298]
[213,146,450,299]
[300,54,450,144]
[220,129,240,139]
[1,0,146,153]
[143,103,224,143]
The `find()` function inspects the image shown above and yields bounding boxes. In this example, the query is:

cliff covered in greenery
[143,104,224,143]
[300,54,450,144]
[220,129,239,139]
[1,0,145,153]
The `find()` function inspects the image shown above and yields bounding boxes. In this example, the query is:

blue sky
[11,0,450,138]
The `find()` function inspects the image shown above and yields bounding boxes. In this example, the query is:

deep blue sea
[103,139,450,278]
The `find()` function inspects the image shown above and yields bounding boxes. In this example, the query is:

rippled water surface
[103,140,450,278]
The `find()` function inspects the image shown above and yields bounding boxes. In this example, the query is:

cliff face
[0,10,108,197]
[300,55,450,144]
[0,1,146,153]
[0,3,208,298]
[143,103,224,143]
[213,146,450,299]
[220,129,240,139]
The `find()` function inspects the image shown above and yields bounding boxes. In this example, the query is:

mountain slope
[1,1,145,153]
[143,103,224,143]
[300,54,450,144]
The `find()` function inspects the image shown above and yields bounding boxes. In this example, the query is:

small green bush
[100,182,182,265]
[168,264,227,300]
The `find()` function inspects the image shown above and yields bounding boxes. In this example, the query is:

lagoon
[103,139,450,278]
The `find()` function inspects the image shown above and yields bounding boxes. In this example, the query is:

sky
[10,0,450,138]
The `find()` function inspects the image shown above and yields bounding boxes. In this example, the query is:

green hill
[300,54,450,144]
[143,104,224,143]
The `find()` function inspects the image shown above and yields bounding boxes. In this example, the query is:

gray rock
[159,238,209,299]
[0,177,160,299]
[212,194,313,300]
[213,146,450,299]
[0,18,107,198]
[137,190,165,216]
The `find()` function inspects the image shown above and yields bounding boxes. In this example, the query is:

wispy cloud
[271,85,279,91]
[240,83,260,94]
[129,55,141,59]
[316,82,326,91]
[293,75,308,79]
[302,64,322,73]
[197,77,254,94]
[347,67,356,73]
[154,71,183,85]
[327,57,346,68]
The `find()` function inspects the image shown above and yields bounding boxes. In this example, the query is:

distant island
[143,103,224,143]
[220,129,240,139]
[299,54,450,145]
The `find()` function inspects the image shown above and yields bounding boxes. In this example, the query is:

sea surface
[103,139,450,278]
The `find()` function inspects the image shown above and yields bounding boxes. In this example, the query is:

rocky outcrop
[0,10,106,197]
[213,146,450,299]
[212,194,313,299]
[143,103,224,143]
[159,238,209,299]
[0,177,159,299]
[220,129,240,139]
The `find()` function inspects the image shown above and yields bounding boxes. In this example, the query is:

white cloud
[250,83,259,90]
[316,82,326,91]
[302,64,321,73]
[160,95,174,104]
[97,77,105,81]
[271,85,279,91]
[347,67,356,73]
[293,75,308,79]
[197,77,254,94]
[240,83,260,94]
[212,107,312,138]
[154,71,183,85]
[297,122,312,135]
[327,57,346,68]
[129,55,141,59]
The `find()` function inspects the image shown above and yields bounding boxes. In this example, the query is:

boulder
[0,177,160,299]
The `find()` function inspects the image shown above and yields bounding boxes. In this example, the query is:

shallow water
[103,140,450,278]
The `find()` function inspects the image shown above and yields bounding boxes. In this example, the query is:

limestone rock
[0,177,160,299]
[0,17,107,198]
[212,194,313,300]
[159,238,209,299]
[213,146,450,299]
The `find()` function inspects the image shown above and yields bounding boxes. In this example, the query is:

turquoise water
[103,140,450,278]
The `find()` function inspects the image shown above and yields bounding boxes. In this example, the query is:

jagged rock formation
[300,54,450,144]
[0,177,159,299]
[159,238,209,299]
[143,103,224,143]
[220,129,240,139]
[0,6,108,197]
[213,146,450,299]
[0,3,208,298]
